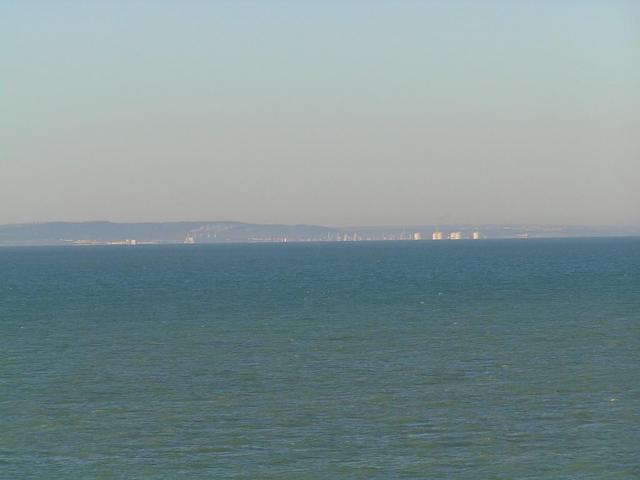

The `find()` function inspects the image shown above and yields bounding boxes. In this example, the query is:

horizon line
[2,220,640,229]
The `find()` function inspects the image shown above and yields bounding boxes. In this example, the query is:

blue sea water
[1,238,639,479]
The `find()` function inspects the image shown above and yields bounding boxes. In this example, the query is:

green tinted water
[1,239,639,478]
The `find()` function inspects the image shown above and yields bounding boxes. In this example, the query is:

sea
[1,238,638,479]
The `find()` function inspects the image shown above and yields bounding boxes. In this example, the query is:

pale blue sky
[2,0,638,226]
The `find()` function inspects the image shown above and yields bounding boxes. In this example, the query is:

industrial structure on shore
[182,228,483,244]
[428,230,480,241]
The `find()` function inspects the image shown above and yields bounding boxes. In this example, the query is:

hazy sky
[2,0,638,226]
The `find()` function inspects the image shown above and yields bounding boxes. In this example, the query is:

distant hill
[0,221,342,246]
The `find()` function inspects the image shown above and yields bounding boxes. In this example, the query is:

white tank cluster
[430,230,482,240]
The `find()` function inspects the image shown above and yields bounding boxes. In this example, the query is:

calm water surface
[1,239,639,479]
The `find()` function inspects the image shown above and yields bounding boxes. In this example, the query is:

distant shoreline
[1,221,639,247]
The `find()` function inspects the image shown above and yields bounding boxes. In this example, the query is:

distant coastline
[1,221,639,247]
